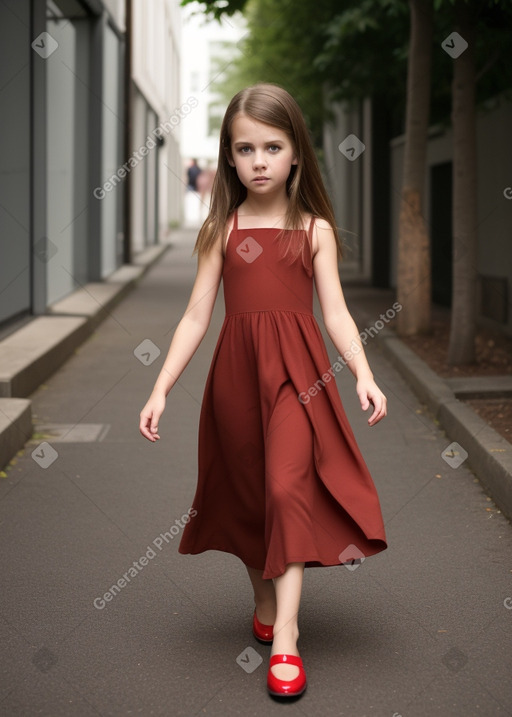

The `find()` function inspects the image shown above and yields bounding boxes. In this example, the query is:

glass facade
[0,0,126,327]
[101,20,124,277]
[0,0,180,331]
[46,1,90,303]
[0,1,31,325]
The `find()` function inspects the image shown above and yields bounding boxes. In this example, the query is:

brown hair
[192,83,342,264]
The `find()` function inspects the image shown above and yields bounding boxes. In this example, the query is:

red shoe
[252,609,273,644]
[267,654,307,698]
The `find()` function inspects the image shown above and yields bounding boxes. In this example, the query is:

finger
[367,403,378,425]
[140,415,159,441]
[150,415,160,438]
[358,392,370,411]
[141,428,159,442]
[368,409,381,426]
[368,396,387,425]
[140,424,154,441]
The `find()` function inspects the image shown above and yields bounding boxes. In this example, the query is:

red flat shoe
[267,654,307,698]
[252,609,273,644]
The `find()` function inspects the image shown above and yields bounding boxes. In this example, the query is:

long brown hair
[192,83,343,264]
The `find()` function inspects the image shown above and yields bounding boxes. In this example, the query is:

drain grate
[32,424,110,443]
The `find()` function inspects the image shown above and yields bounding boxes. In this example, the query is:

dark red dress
[178,209,387,579]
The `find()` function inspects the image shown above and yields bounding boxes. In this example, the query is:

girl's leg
[270,562,305,681]
[245,565,276,625]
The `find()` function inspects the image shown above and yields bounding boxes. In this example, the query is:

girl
[140,83,388,700]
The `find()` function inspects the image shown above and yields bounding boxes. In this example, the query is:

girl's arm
[312,219,387,426]
[139,234,225,441]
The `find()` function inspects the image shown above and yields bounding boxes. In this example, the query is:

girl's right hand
[139,392,166,442]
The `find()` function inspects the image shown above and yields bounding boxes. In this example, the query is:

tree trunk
[396,0,432,336]
[447,0,478,364]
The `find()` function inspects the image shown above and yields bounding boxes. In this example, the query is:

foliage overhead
[184,0,512,143]
[181,0,249,20]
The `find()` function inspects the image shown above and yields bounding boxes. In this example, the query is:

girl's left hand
[356,378,387,426]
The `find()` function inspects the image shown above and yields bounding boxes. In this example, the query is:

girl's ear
[291,155,298,165]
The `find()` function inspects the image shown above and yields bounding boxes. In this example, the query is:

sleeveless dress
[178,209,387,579]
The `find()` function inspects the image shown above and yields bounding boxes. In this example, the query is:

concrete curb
[0,243,170,470]
[0,316,90,398]
[375,328,512,522]
[0,399,32,471]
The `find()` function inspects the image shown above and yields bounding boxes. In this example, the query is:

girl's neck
[239,193,290,219]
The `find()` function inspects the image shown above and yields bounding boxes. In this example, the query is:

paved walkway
[1,229,511,716]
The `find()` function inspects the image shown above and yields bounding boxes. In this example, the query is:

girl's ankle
[254,598,277,624]
[272,623,299,644]
[254,594,276,610]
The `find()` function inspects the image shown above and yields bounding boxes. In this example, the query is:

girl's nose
[253,151,267,169]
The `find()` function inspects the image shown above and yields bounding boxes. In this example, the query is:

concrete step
[0,316,89,398]
[0,398,32,470]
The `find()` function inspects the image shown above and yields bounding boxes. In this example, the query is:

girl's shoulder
[306,214,331,231]
[304,214,333,257]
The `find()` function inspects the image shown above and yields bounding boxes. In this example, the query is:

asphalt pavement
[1,228,511,717]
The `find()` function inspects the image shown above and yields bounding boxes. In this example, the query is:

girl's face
[227,114,297,197]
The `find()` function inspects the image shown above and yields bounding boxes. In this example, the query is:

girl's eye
[268,145,280,153]
[239,146,252,154]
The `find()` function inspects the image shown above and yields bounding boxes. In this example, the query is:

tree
[447,0,477,363]
[396,0,433,336]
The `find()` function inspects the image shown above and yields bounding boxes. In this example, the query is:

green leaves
[191,0,512,140]
[181,0,249,21]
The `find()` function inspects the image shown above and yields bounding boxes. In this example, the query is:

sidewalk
[0,244,169,471]
[1,229,511,716]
